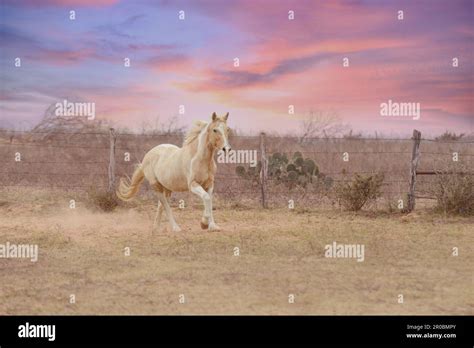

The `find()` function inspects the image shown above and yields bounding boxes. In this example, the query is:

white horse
[116,112,231,232]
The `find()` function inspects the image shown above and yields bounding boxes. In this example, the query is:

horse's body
[116,112,231,232]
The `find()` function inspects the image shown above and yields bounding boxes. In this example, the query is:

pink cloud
[143,54,192,73]
[28,47,100,65]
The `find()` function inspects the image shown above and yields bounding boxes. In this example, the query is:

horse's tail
[116,165,145,201]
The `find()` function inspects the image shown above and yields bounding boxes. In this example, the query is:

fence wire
[1,131,473,205]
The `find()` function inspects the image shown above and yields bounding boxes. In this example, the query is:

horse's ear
[212,112,217,121]
[224,112,229,121]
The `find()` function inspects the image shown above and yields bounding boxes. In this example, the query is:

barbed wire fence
[1,128,473,211]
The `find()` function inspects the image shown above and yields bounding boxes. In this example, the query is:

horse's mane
[183,120,208,146]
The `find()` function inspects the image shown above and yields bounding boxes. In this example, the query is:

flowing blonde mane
[183,120,208,146]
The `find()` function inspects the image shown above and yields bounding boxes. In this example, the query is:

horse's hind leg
[157,190,172,230]
[153,200,163,232]
[152,183,164,233]
[152,190,171,232]
[157,191,181,233]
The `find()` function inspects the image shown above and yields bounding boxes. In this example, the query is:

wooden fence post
[108,128,116,192]
[407,129,421,212]
[259,132,268,208]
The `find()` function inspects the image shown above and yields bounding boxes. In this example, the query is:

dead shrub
[88,189,119,212]
[430,170,473,216]
[335,174,384,211]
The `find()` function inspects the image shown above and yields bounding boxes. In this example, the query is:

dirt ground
[0,189,472,315]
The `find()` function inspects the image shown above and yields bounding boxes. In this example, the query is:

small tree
[298,110,350,143]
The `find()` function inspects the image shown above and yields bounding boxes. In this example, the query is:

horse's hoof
[200,222,209,230]
[172,225,182,232]
[208,223,221,231]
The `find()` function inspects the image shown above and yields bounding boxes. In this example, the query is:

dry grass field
[0,188,472,315]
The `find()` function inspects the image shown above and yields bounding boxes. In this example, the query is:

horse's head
[209,112,231,153]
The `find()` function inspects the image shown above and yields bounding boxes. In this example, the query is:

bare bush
[298,110,350,143]
[140,115,186,135]
[429,168,473,216]
[335,174,384,211]
[30,100,111,140]
[435,131,465,142]
[88,189,119,212]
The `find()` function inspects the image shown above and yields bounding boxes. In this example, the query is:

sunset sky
[1,0,473,136]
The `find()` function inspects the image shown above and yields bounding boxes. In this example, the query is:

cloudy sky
[1,0,472,136]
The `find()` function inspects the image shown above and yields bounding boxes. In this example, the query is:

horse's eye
[213,129,217,133]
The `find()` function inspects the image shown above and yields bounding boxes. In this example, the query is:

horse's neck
[197,133,216,164]
[187,128,216,169]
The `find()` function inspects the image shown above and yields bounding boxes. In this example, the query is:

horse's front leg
[189,181,219,231]
[206,184,220,231]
